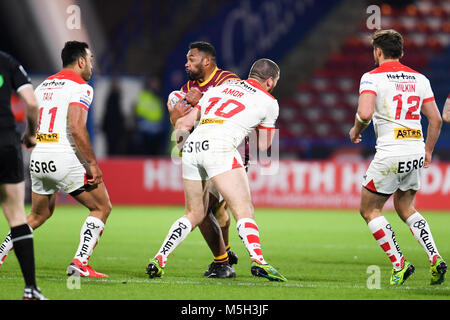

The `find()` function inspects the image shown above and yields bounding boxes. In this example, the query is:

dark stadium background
[1,0,449,209]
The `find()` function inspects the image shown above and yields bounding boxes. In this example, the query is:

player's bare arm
[442,96,450,123]
[173,107,201,150]
[421,99,443,168]
[17,85,39,149]
[68,103,102,185]
[349,92,376,143]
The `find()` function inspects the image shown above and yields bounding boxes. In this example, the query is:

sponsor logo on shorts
[36,133,59,143]
[30,160,57,173]
[201,118,224,125]
[182,140,209,153]
[397,157,424,173]
[394,128,422,139]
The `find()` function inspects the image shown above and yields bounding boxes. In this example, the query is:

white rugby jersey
[359,61,434,155]
[34,70,93,153]
[190,78,279,151]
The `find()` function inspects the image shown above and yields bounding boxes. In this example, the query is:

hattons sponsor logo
[386,73,416,82]
[394,128,422,139]
[42,80,65,87]
[36,133,59,143]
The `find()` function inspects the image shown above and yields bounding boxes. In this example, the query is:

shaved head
[248,59,280,82]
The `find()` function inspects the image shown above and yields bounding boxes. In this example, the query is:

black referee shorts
[0,129,24,184]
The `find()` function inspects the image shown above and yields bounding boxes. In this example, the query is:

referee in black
[0,50,46,300]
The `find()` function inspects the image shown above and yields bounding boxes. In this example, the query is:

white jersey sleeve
[69,84,94,110]
[258,100,278,129]
[359,72,378,96]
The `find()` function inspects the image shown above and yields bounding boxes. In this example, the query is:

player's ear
[78,56,86,69]
[203,55,211,68]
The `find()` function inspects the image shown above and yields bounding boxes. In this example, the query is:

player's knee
[359,208,380,224]
[28,210,52,229]
[185,210,203,228]
[100,200,112,218]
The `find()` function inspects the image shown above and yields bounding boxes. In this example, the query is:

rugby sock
[0,225,33,267]
[11,224,36,288]
[214,252,229,264]
[236,218,267,265]
[406,212,440,264]
[154,217,192,267]
[0,231,13,266]
[368,216,404,271]
[73,216,105,266]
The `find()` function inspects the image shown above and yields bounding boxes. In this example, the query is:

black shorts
[0,129,24,183]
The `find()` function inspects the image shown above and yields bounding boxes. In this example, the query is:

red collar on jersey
[47,69,87,84]
[369,60,419,74]
[245,78,275,100]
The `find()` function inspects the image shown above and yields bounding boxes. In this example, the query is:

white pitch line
[1,275,449,292]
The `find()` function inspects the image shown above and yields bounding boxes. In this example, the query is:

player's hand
[349,127,362,143]
[185,88,203,106]
[424,150,432,168]
[87,163,103,185]
[170,99,192,122]
[21,131,36,150]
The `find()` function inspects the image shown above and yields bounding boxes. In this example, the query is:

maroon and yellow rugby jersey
[180,67,240,94]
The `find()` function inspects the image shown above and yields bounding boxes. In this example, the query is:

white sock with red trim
[406,212,440,264]
[154,217,192,268]
[73,216,105,266]
[367,216,404,271]
[236,218,267,265]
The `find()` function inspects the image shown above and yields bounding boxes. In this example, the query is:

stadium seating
[280,0,450,157]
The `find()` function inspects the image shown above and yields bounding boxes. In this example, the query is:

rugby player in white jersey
[146,58,287,281]
[349,29,446,285]
[0,41,112,277]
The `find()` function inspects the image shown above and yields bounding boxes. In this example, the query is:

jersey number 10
[204,97,245,118]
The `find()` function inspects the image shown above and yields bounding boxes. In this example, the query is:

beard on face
[187,68,202,81]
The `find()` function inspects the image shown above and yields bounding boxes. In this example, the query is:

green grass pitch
[0,205,449,300]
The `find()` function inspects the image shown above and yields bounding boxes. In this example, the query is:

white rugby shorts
[362,152,425,195]
[181,138,244,181]
[30,151,87,195]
